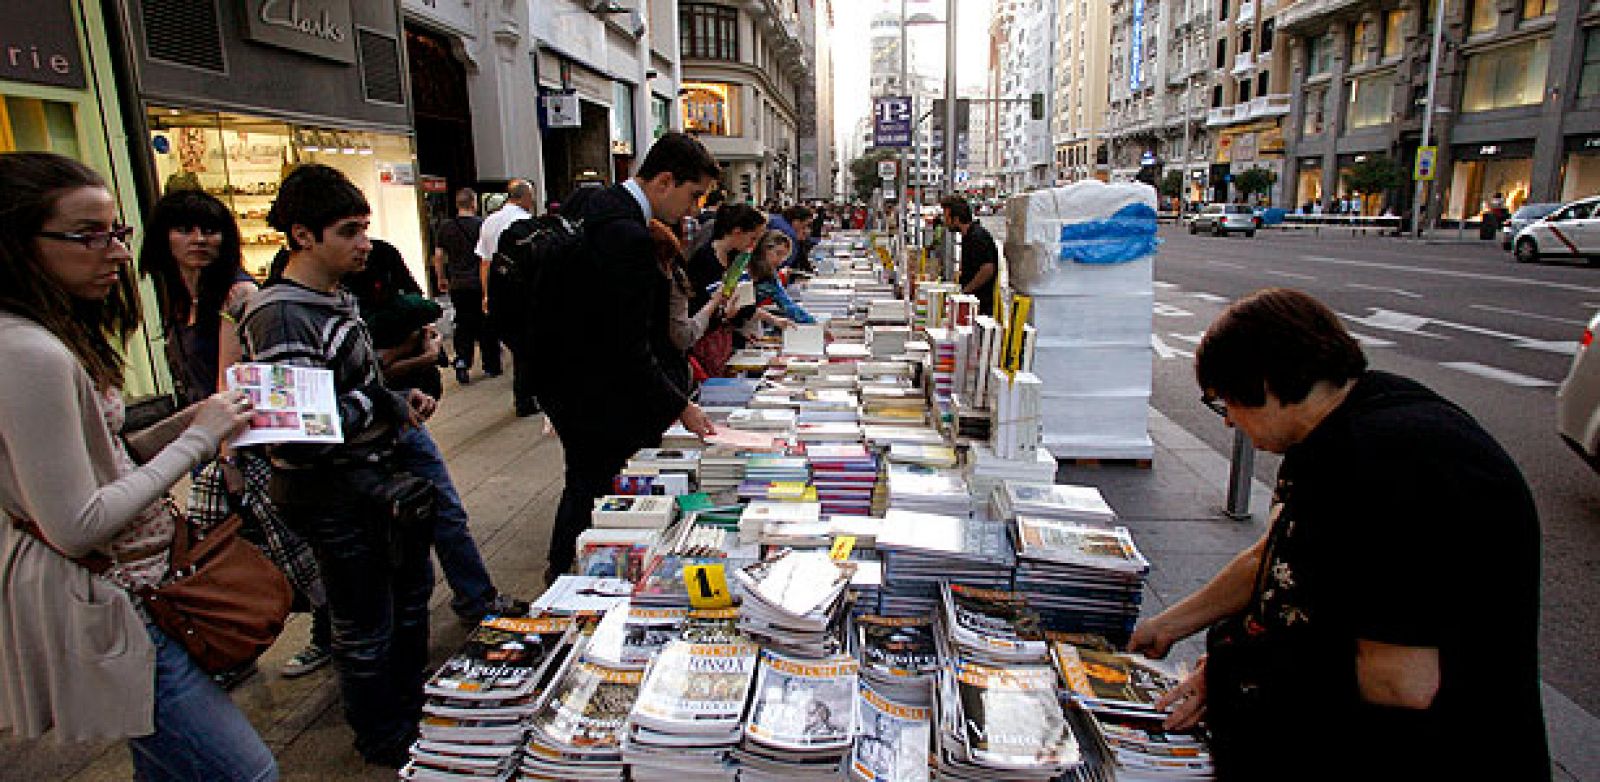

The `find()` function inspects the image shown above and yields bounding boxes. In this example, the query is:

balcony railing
[1256,48,1273,67]
[1232,51,1255,75]
[1248,93,1292,118]
[1277,0,1366,31]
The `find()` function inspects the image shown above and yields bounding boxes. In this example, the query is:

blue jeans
[128,624,277,781]
[395,425,497,617]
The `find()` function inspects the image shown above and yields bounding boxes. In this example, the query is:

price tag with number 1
[682,563,733,609]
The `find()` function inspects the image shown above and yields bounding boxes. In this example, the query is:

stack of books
[699,377,760,407]
[938,582,1050,665]
[934,659,1081,780]
[1011,515,1149,643]
[619,448,702,495]
[727,408,798,432]
[700,446,751,498]
[521,656,642,780]
[885,442,959,470]
[924,327,958,413]
[884,464,972,517]
[737,480,818,504]
[733,550,856,658]
[964,444,1056,503]
[738,499,822,545]
[736,650,861,782]
[804,442,878,518]
[574,527,655,580]
[861,424,946,450]
[408,616,575,781]
[794,421,864,444]
[1050,638,1217,779]
[989,369,1043,461]
[859,386,927,427]
[875,509,1014,616]
[623,640,760,781]
[866,299,908,324]
[991,481,1117,526]
[866,324,912,358]
[592,495,677,529]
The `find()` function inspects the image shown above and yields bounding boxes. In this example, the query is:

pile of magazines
[849,680,933,782]
[404,616,575,781]
[933,659,1082,780]
[623,639,760,780]
[518,652,643,780]
[1009,515,1150,644]
[733,549,856,657]
[876,509,1014,616]
[850,614,940,703]
[938,582,1050,665]
[1051,638,1217,780]
[737,649,861,781]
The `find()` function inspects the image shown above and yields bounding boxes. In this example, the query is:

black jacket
[958,220,999,316]
[537,184,687,441]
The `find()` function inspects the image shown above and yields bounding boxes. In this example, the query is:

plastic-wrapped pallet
[1004,181,1158,460]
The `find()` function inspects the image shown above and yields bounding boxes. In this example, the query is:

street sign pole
[899,0,909,249]
[942,0,958,279]
[1410,0,1448,237]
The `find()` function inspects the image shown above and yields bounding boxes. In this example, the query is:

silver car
[1188,204,1259,237]
[1500,203,1561,251]
[1558,310,1600,470]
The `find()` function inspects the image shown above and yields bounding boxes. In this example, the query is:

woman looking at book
[0,152,275,779]
[685,202,766,314]
[649,219,737,393]
[748,231,815,327]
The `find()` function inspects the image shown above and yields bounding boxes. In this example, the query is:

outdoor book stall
[403,218,1207,781]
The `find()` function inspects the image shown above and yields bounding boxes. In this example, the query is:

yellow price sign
[682,563,734,609]
[830,535,857,562]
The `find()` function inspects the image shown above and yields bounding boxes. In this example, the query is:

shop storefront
[1295,157,1324,209]
[1561,135,1600,203]
[537,52,622,203]
[123,0,427,287]
[1444,141,1536,221]
[2,1,168,397]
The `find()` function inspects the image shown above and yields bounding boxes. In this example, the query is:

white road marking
[1153,303,1194,318]
[1440,362,1557,388]
[1349,332,1398,348]
[1190,292,1230,303]
[1300,255,1600,295]
[1154,280,1178,289]
[1169,332,1206,345]
[1208,260,1245,269]
[1347,282,1423,299]
[1342,308,1577,354]
[1468,304,1588,327]
[1341,308,1445,338]
[1152,334,1194,359]
[1265,269,1317,281]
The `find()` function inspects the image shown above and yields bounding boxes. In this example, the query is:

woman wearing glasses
[139,189,258,404]
[0,153,276,780]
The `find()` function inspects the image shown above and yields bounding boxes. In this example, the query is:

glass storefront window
[1346,73,1394,129]
[1297,167,1323,207]
[1470,0,1499,34]
[1561,152,1600,201]
[681,82,737,136]
[1445,156,1534,219]
[1308,33,1334,76]
[146,107,426,287]
[1523,0,1558,19]
[1580,28,1600,97]
[611,82,635,157]
[1383,10,1407,60]
[1462,39,1550,112]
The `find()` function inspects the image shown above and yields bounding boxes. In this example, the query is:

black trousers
[508,338,538,410]
[448,288,500,373]
[542,396,644,573]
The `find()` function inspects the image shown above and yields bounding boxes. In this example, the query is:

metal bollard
[1224,429,1255,520]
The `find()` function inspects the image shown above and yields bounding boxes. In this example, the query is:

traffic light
[1030,93,1044,121]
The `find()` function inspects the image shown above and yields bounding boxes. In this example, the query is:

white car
[1558,310,1600,471]
[1188,203,1259,237]
[1511,196,1600,264]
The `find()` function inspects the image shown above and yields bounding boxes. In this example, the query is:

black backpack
[486,214,585,341]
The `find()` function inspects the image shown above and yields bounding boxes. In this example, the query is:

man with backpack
[432,188,501,385]
[475,179,540,416]
[529,132,721,584]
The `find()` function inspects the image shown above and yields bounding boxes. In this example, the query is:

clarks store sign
[243,0,356,64]
[0,4,86,89]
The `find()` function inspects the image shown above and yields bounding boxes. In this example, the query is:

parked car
[1188,203,1259,237]
[1558,310,1600,471]
[1511,196,1600,263]
[1499,202,1562,251]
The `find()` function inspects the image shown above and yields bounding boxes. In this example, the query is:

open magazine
[744,650,860,752]
[225,363,343,446]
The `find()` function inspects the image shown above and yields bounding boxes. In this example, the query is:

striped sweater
[238,280,408,467]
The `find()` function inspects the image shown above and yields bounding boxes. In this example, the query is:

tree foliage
[1235,167,1277,198]
[1159,170,1185,198]
[849,149,900,203]
[1341,155,1406,196]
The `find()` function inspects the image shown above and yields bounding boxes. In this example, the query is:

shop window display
[1445,157,1533,220]
[146,107,426,285]
[1560,152,1600,201]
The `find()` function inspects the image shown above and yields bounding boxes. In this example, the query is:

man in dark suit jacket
[534,132,720,582]
[941,195,998,316]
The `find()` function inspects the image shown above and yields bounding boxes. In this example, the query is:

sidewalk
[0,379,1593,780]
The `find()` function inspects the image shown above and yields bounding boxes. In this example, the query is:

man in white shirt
[474,179,541,416]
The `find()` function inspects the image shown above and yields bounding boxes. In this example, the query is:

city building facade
[1105,0,1220,200]
[1055,0,1113,184]
[1204,0,1295,204]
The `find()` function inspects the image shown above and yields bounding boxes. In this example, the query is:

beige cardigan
[0,312,220,741]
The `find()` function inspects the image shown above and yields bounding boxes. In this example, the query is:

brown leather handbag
[10,501,294,674]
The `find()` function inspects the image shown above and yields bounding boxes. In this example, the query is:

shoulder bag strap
[4,508,114,575]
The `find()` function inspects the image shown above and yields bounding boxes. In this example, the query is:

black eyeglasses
[38,223,135,250]
[1201,395,1228,418]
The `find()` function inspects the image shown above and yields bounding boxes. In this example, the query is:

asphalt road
[986,217,1600,717]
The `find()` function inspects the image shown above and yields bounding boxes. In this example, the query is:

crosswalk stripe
[1439,362,1557,388]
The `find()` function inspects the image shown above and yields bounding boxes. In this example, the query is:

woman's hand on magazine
[194,390,253,442]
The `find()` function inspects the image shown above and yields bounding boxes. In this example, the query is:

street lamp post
[1411,0,1448,236]
[942,0,958,278]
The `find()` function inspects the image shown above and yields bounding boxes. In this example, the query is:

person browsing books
[533,133,721,585]
[748,230,814,328]
[1128,288,1549,781]
[649,219,736,393]
[0,152,274,779]
[940,195,997,317]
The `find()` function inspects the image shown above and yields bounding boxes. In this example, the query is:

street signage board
[1415,145,1437,181]
[878,160,898,180]
[544,93,581,128]
[873,96,913,148]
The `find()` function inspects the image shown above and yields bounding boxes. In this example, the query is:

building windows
[680,3,739,61]
[1350,19,1369,62]
[1383,10,1407,59]
[1308,33,1334,76]
[681,81,738,135]
[1261,20,1275,52]
[1216,38,1228,68]
[1522,0,1558,20]
[1581,28,1600,97]
[1469,0,1498,35]
[1302,87,1326,134]
[0,97,81,159]
[1462,38,1550,111]
[1346,72,1394,129]
[1240,79,1252,102]
[1257,70,1270,95]
[1212,84,1224,108]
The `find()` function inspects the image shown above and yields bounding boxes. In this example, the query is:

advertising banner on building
[1130,0,1145,91]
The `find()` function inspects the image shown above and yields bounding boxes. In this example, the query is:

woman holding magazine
[0,152,275,780]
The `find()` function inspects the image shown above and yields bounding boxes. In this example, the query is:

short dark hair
[1195,288,1367,407]
[712,204,766,240]
[267,164,369,250]
[636,132,720,186]
[782,205,813,224]
[940,195,972,224]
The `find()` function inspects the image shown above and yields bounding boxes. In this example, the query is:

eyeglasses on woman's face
[37,223,135,251]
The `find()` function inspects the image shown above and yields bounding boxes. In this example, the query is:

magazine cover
[632,641,759,731]
[943,584,1046,659]
[744,650,860,751]
[1013,517,1149,572]
[527,660,643,751]
[850,682,931,782]
[953,661,1079,770]
[855,616,939,678]
[679,608,744,645]
[424,617,572,700]
[1050,642,1178,711]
